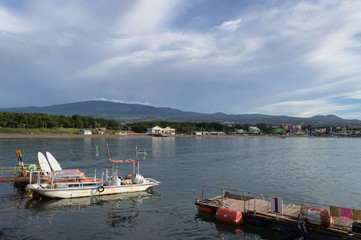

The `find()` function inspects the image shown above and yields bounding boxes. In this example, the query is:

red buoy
[198,205,215,214]
[216,207,242,225]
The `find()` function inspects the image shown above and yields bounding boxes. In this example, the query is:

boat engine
[132,174,145,184]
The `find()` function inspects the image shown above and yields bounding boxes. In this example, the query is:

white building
[249,126,261,134]
[147,126,176,135]
[79,130,92,135]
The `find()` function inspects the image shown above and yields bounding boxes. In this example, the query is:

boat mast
[106,143,115,177]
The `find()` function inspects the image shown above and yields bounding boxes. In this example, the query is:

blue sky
[1,0,361,119]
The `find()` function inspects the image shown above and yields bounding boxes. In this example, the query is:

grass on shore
[0,127,83,135]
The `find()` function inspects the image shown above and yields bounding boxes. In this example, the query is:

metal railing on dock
[200,185,273,215]
[0,165,32,182]
[200,185,334,214]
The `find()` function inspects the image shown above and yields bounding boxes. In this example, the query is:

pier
[0,166,31,183]
[0,150,35,183]
[195,186,361,239]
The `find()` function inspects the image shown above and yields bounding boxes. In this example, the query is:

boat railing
[29,170,103,189]
[29,170,46,183]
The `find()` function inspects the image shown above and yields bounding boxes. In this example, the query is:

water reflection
[151,137,175,159]
[25,190,160,228]
[195,211,276,240]
[26,190,158,210]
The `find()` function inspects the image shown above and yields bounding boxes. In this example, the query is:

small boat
[26,146,161,199]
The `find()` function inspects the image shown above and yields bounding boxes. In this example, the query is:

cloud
[256,98,358,118]
[84,98,151,106]
[214,17,242,31]
[0,6,33,32]
[2,0,361,119]
[111,0,181,35]
[346,90,361,100]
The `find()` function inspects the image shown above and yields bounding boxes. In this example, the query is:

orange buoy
[198,205,215,214]
[216,207,242,225]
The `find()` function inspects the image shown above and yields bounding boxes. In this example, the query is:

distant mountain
[1,100,361,126]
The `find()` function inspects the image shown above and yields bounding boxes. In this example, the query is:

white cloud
[84,98,151,106]
[345,90,361,100]
[0,7,32,32]
[112,0,180,35]
[256,99,357,118]
[214,17,242,31]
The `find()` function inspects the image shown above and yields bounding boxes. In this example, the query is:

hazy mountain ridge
[1,100,360,126]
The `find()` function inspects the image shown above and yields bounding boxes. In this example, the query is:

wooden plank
[0,176,30,182]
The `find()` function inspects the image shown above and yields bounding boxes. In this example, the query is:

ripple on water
[1,137,361,239]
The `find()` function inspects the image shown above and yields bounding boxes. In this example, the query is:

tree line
[0,112,121,130]
[0,112,277,134]
[130,121,245,134]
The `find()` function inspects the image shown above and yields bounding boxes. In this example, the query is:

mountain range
[1,100,361,126]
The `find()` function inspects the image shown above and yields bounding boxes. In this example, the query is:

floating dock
[0,166,31,183]
[0,150,36,183]
[195,186,361,239]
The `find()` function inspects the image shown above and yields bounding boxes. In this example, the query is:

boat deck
[196,190,361,239]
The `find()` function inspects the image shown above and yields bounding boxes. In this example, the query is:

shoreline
[0,133,275,139]
[0,133,352,139]
[0,133,150,139]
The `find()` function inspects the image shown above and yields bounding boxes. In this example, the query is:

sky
[1,0,361,119]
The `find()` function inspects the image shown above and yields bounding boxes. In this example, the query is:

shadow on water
[195,211,278,240]
[195,211,351,240]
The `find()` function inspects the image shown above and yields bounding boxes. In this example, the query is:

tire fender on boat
[98,186,104,193]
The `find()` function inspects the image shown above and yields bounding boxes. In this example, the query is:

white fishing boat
[26,146,161,199]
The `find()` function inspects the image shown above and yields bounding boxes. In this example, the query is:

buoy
[198,205,215,214]
[216,207,242,225]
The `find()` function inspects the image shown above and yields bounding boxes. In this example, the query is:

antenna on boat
[135,145,147,160]
[106,143,111,161]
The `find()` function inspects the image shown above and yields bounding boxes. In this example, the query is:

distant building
[249,126,261,134]
[79,130,92,135]
[193,131,204,136]
[283,124,302,134]
[236,129,246,134]
[315,128,327,134]
[147,126,176,135]
[210,132,225,135]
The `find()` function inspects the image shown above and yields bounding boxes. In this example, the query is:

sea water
[0,136,361,240]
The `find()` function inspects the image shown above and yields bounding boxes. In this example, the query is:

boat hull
[28,179,160,199]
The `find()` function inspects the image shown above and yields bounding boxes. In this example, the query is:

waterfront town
[236,124,361,137]
[145,124,361,137]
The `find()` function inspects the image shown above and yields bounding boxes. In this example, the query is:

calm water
[1,136,361,240]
